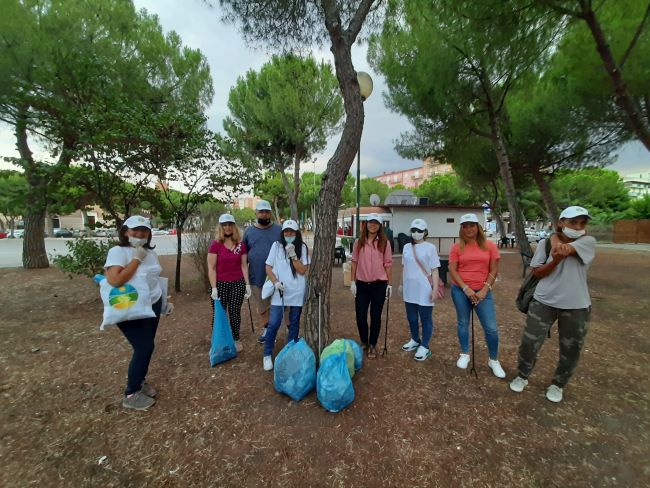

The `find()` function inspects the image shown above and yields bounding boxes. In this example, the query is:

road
[0,235,191,268]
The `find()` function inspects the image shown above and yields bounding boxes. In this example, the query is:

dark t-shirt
[243,224,282,287]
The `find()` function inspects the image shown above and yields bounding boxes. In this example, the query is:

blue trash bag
[273,338,317,401]
[317,349,355,413]
[347,339,363,371]
[209,299,237,366]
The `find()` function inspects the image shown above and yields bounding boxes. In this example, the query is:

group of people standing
[103,203,596,410]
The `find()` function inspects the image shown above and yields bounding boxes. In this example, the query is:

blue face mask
[285,236,296,244]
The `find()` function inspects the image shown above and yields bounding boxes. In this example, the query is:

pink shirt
[449,240,500,290]
[351,238,393,282]
[208,240,247,282]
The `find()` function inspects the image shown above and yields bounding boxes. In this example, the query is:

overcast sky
[2,0,649,178]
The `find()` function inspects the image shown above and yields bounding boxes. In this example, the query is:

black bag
[515,236,552,314]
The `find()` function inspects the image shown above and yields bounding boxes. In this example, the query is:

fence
[613,219,650,244]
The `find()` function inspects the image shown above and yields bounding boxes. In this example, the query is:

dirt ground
[1,248,649,487]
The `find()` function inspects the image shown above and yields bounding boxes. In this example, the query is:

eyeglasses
[410,228,425,233]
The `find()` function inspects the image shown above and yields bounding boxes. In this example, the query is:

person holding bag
[207,213,251,352]
[510,206,596,403]
[104,216,173,410]
[448,214,505,378]
[262,220,310,371]
[350,213,393,359]
[400,219,440,361]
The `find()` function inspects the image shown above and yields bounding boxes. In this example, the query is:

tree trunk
[532,170,560,223]
[494,210,507,238]
[302,1,371,355]
[175,224,183,292]
[486,104,532,256]
[272,198,280,222]
[45,211,55,237]
[16,112,49,268]
[581,4,650,151]
[291,147,303,221]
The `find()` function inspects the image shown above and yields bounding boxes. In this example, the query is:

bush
[53,238,117,278]
[186,231,213,289]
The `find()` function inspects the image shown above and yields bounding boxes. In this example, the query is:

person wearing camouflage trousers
[510,206,596,403]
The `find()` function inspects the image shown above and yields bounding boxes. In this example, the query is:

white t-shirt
[530,236,596,309]
[104,246,163,303]
[265,242,311,307]
[402,242,441,306]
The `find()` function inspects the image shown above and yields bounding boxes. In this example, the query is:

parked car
[0,231,7,239]
[72,229,94,238]
[9,229,24,238]
[94,228,118,238]
[151,228,169,236]
[53,228,74,238]
[168,228,177,235]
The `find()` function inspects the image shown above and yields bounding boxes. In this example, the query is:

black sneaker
[257,326,268,344]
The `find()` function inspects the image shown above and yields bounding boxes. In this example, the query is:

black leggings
[208,279,246,340]
[355,280,388,347]
[117,298,162,396]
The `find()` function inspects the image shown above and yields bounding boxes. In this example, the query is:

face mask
[258,218,271,226]
[128,236,147,247]
[285,236,296,244]
[562,227,585,239]
[411,231,425,241]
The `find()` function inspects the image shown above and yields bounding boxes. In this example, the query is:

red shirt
[208,240,247,282]
[449,240,500,290]
[351,238,393,282]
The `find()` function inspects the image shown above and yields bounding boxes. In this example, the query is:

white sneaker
[509,376,528,393]
[263,355,273,371]
[414,346,431,361]
[456,353,470,369]
[235,341,243,353]
[546,384,563,403]
[488,359,506,378]
[402,339,420,352]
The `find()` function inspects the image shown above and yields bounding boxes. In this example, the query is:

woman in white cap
[350,213,393,359]
[448,213,505,378]
[510,206,596,402]
[400,218,441,361]
[208,214,252,352]
[104,215,174,410]
[262,219,311,371]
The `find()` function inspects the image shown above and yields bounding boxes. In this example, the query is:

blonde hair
[215,222,242,243]
[458,223,488,252]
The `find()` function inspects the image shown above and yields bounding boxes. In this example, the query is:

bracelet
[462,285,469,292]
[484,281,492,290]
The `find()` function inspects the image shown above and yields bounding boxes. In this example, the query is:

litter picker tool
[382,292,390,356]
[469,304,478,378]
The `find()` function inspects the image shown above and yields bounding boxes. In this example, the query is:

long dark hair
[118,225,155,250]
[279,230,307,278]
[358,221,388,254]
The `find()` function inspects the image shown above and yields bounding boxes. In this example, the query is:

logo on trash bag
[109,284,138,309]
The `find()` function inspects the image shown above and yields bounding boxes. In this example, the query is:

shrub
[186,231,213,289]
[53,238,117,278]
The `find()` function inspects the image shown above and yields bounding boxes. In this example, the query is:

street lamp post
[355,71,373,238]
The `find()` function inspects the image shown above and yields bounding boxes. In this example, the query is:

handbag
[99,274,155,330]
[515,236,553,313]
[412,244,444,300]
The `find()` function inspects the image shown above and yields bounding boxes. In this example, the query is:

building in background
[232,195,262,210]
[622,172,650,199]
[373,158,454,188]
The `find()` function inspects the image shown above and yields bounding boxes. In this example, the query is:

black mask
[257,218,271,226]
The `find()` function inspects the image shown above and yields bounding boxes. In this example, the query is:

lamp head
[357,71,373,101]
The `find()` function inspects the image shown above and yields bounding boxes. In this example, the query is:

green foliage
[625,195,650,219]
[53,238,117,278]
[231,207,256,225]
[342,178,391,207]
[414,175,479,206]
[0,171,28,228]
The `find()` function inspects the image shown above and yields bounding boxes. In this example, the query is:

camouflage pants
[517,299,591,388]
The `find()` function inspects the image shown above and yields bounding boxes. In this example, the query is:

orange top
[449,240,500,290]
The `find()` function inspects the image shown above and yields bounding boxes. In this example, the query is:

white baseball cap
[282,219,299,231]
[365,213,382,224]
[256,200,272,211]
[218,214,236,224]
[410,218,427,230]
[123,215,151,229]
[459,213,479,224]
[559,205,591,220]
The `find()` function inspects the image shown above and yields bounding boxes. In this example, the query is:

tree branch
[620,2,650,69]
[346,0,377,43]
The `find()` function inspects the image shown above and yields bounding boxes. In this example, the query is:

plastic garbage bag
[209,299,237,366]
[274,338,317,401]
[348,339,363,371]
[317,351,355,413]
[320,338,356,378]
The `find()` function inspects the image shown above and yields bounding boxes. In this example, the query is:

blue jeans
[405,302,433,349]
[451,285,499,360]
[264,305,301,356]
